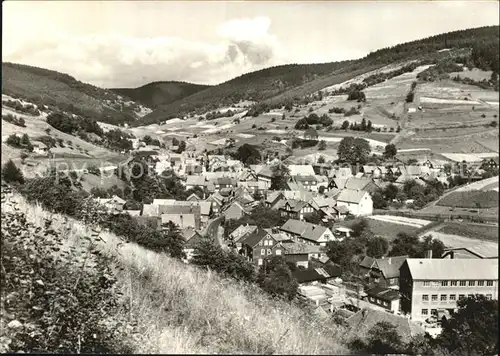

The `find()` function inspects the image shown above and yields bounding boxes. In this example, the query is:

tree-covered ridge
[139,25,498,126]
[111,81,211,108]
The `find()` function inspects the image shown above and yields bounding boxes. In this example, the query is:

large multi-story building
[399,258,498,322]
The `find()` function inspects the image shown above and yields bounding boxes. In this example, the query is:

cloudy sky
[3,1,499,88]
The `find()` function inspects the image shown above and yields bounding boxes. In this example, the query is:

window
[421,309,428,316]
[487,280,494,286]
[458,294,465,300]
[468,281,475,287]
[486,294,492,300]
[422,295,429,302]
[431,309,437,316]
[449,294,456,301]
[478,280,484,286]
[431,295,438,302]
[263,240,268,246]
[441,295,447,301]
[450,281,457,286]
[468,294,474,299]
[258,241,263,246]
[258,259,263,266]
[441,281,448,287]
[423,281,430,287]
[261,249,265,256]
[275,249,281,255]
[267,249,271,255]
[268,240,273,246]
[460,281,466,286]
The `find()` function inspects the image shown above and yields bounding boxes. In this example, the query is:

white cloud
[4,17,287,88]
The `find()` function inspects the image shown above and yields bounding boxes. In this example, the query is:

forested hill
[110,81,211,109]
[137,25,499,126]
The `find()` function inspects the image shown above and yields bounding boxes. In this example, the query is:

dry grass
[2,191,351,354]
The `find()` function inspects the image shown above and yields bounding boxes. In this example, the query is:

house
[95,195,126,213]
[336,189,373,216]
[344,177,379,194]
[206,193,225,215]
[481,157,499,170]
[32,141,48,155]
[292,175,318,191]
[265,191,285,209]
[185,175,207,190]
[239,228,285,267]
[152,199,176,206]
[441,245,498,259]
[289,165,316,176]
[281,242,324,268]
[212,177,236,191]
[184,163,203,175]
[278,199,316,221]
[292,265,342,286]
[329,177,348,190]
[333,226,353,239]
[186,193,201,202]
[222,200,251,220]
[229,224,258,250]
[280,219,336,246]
[359,255,408,288]
[255,166,275,185]
[239,180,269,194]
[329,166,353,179]
[399,258,498,322]
[364,286,401,313]
[303,127,319,140]
[182,228,204,261]
[362,165,383,178]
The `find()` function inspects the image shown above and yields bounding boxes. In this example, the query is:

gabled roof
[161,213,197,229]
[280,219,331,242]
[293,175,318,183]
[280,199,310,212]
[158,204,201,216]
[359,255,408,279]
[152,199,176,206]
[183,227,203,248]
[329,167,353,178]
[442,246,498,259]
[266,191,284,204]
[186,193,201,201]
[240,228,273,248]
[405,258,499,280]
[230,224,258,242]
[331,178,348,189]
[256,166,275,178]
[365,286,400,302]
[336,189,369,204]
[345,177,372,191]
[283,241,321,255]
[141,203,158,216]
[186,175,207,186]
[292,266,341,283]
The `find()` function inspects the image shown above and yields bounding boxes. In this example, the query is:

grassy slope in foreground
[110,81,212,109]
[1,191,350,354]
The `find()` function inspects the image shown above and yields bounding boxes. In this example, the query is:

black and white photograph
[1,0,498,354]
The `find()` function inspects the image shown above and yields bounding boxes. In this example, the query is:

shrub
[344,107,360,117]
[6,134,21,147]
[1,201,130,353]
[2,159,24,184]
[2,113,26,127]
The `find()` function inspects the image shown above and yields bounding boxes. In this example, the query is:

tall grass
[2,191,351,354]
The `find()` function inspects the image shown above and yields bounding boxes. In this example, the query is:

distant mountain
[1,62,151,125]
[138,25,499,126]
[110,81,211,109]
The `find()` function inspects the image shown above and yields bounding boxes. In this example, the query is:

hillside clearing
[436,190,499,209]
[435,222,498,242]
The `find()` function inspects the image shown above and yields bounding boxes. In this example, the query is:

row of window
[422,294,493,302]
[260,249,282,256]
[422,280,495,287]
[258,239,274,246]
[368,297,390,307]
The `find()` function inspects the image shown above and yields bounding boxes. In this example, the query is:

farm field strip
[398,148,432,153]
[419,96,480,105]
[454,176,499,192]
[367,215,432,228]
[440,152,499,162]
[422,230,498,250]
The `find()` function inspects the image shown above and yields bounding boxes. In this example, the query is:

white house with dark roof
[399,258,499,322]
[336,189,373,216]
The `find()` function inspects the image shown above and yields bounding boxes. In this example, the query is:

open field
[422,230,498,252]
[340,217,421,241]
[450,68,494,81]
[436,190,499,209]
[453,176,499,192]
[435,222,498,242]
